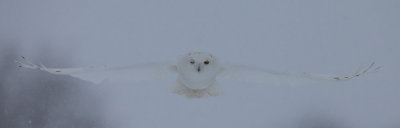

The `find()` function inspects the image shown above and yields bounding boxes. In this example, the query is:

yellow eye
[204,61,209,65]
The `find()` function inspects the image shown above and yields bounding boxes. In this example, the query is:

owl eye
[190,60,195,64]
[204,61,209,65]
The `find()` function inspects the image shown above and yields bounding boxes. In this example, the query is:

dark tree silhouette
[0,42,106,128]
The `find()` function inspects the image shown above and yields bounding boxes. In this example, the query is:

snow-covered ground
[1,0,399,128]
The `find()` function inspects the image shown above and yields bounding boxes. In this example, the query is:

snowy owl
[17,51,379,98]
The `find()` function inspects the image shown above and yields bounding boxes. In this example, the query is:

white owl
[17,51,379,98]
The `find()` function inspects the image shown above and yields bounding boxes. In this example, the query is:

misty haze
[1,0,399,128]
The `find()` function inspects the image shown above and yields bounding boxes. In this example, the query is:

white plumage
[17,51,379,98]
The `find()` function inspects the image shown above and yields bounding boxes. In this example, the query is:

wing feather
[17,56,177,84]
[219,63,379,85]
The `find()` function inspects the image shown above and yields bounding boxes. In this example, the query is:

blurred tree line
[0,42,106,128]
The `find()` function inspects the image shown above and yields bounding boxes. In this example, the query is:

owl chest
[178,73,216,90]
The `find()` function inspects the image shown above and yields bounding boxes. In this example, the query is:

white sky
[1,0,399,127]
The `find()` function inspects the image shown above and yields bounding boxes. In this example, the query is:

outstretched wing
[219,63,380,85]
[16,56,178,84]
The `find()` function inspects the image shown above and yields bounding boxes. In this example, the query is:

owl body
[171,52,223,98]
[17,51,378,98]
[176,52,221,90]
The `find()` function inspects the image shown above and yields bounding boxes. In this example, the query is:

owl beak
[197,66,201,72]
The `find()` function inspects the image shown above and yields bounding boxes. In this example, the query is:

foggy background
[1,0,399,128]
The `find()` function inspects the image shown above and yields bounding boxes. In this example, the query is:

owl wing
[218,63,379,85]
[16,56,178,84]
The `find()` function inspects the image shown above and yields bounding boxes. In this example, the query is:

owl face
[176,51,221,89]
[178,52,218,74]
